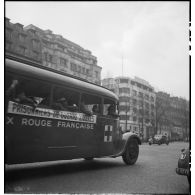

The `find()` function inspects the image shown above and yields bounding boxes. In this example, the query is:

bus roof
[6,57,118,101]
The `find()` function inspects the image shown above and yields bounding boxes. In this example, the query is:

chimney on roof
[45,29,53,34]
[14,23,24,29]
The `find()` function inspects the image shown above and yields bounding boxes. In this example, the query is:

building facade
[5,18,102,85]
[156,91,189,141]
[102,76,156,141]
[5,18,42,63]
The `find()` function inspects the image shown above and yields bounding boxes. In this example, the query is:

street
[5,142,190,194]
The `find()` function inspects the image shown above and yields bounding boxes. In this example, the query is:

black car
[148,134,169,145]
[176,148,190,183]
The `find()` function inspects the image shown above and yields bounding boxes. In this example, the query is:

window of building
[133,98,137,105]
[6,41,12,51]
[120,78,129,83]
[133,116,137,122]
[119,105,130,112]
[82,67,85,74]
[18,33,27,42]
[138,92,143,98]
[145,102,149,109]
[86,69,90,75]
[139,118,143,123]
[60,58,68,68]
[119,87,130,94]
[133,107,137,113]
[131,81,135,85]
[137,83,141,88]
[32,39,40,48]
[145,94,149,100]
[139,109,143,115]
[120,115,129,120]
[48,54,53,62]
[18,46,27,55]
[6,28,12,40]
[151,96,154,102]
[133,90,137,96]
[151,104,155,110]
[32,51,39,59]
[95,71,99,79]
[70,63,77,71]
[139,100,144,107]
[119,96,130,103]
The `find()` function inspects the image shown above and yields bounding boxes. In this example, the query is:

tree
[180,99,189,141]
[155,95,170,135]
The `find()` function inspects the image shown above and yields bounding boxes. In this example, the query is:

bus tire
[122,138,139,165]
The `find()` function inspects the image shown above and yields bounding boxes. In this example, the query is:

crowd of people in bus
[6,79,118,117]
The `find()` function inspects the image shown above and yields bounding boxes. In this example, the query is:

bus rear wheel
[122,138,139,165]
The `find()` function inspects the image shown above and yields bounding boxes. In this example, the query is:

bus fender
[112,132,141,157]
[122,131,141,150]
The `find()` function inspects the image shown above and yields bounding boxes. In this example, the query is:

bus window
[80,93,102,115]
[7,76,52,108]
[103,98,118,118]
[6,74,19,102]
[52,86,79,112]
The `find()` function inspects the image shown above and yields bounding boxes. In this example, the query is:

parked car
[176,148,190,183]
[148,134,169,145]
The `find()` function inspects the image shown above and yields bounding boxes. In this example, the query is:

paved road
[5,142,190,194]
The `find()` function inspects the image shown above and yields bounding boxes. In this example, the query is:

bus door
[97,98,119,156]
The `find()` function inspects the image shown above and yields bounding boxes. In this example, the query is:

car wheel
[122,138,139,165]
[149,142,151,145]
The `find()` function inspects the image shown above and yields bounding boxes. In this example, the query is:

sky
[5,1,190,100]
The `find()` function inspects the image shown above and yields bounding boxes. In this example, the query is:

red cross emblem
[104,125,113,142]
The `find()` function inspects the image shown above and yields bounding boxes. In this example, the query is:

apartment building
[156,91,189,140]
[5,18,42,63]
[102,76,156,141]
[5,18,102,85]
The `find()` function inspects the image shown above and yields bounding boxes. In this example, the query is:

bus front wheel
[122,138,139,165]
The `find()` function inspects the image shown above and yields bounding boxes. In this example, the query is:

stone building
[102,76,156,141]
[5,18,102,85]
[5,18,42,63]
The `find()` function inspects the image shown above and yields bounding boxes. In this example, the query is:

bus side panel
[5,113,99,164]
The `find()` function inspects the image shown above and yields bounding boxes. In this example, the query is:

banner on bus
[7,101,97,124]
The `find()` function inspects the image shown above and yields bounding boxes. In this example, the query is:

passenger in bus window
[52,97,78,112]
[15,89,37,108]
[6,79,19,100]
[80,99,93,116]
[107,104,118,117]
[92,104,99,114]
[52,97,69,111]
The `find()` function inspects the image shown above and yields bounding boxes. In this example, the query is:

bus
[5,56,141,165]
